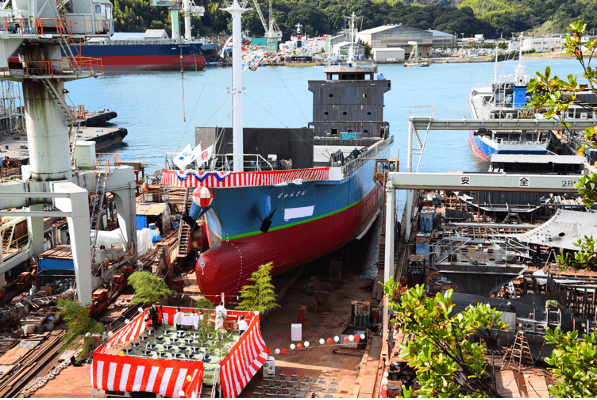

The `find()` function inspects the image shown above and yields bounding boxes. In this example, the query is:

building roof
[428,30,454,37]
[359,24,403,35]
[144,29,168,39]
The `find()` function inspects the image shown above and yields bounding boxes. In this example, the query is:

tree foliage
[526,20,597,271]
[128,271,175,304]
[196,297,215,309]
[55,298,104,357]
[109,0,597,41]
[383,280,506,397]
[238,262,280,314]
[544,327,597,397]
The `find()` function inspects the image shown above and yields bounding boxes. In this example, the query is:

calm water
[66,57,583,278]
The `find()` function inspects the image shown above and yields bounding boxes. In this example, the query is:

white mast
[184,0,192,41]
[223,0,250,172]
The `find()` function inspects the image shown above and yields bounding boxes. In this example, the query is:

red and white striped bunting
[160,168,330,188]
[220,315,268,398]
[104,310,147,350]
[92,354,203,398]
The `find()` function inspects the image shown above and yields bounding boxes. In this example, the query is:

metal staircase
[40,78,76,124]
[177,188,192,260]
[90,164,108,260]
[1,225,14,255]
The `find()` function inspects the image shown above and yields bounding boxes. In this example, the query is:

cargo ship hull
[69,42,207,71]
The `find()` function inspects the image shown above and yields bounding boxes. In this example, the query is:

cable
[244,93,314,148]
[175,69,214,153]
[274,68,309,124]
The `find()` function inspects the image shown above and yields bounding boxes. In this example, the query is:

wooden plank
[496,370,520,398]
[0,347,29,365]
[525,374,550,398]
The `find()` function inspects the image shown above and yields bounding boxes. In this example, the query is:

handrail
[22,57,103,78]
[0,17,109,36]
[165,153,274,172]
[341,135,394,178]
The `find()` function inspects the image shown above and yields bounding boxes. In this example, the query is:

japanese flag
[197,145,213,167]
[174,143,193,170]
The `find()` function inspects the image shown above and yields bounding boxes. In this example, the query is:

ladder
[40,78,75,123]
[504,331,535,372]
[177,188,192,260]
[90,163,108,260]
[52,0,79,71]
[1,225,14,255]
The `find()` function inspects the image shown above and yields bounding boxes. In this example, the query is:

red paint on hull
[97,55,206,70]
[196,183,384,303]
[469,130,491,161]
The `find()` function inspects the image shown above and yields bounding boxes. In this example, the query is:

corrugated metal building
[428,30,456,46]
[356,24,433,57]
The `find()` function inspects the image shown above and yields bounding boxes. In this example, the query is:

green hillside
[110,0,597,40]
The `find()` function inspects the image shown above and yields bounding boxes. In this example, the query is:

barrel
[189,201,201,220]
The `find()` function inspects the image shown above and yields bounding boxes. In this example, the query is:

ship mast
[223,0,250,172]
[344,12,362,62]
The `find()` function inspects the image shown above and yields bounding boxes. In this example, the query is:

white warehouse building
[372,47,405,62]
[521,36,565,52]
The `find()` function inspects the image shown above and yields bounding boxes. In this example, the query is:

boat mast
[223,0,249,172]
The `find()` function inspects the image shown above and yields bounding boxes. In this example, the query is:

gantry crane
[151,0,205,41]
[251,0,281,51]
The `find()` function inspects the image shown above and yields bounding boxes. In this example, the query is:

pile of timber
[0,330,65,397]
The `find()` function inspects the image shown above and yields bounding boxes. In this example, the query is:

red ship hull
[196,183,383,303]
[98,55,206,70]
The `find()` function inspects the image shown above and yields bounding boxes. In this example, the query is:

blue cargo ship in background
[68,32,217,71]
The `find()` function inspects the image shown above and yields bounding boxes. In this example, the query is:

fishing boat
[160,10,393,302]
[404,43,429,67]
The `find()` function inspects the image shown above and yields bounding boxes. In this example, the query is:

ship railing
[341,135,394,178]
[164,152,274,172]
[22,57,103,78]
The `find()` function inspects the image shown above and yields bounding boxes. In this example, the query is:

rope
[175,68,213,153]
[244,93,314,148]
[274,68,309,124]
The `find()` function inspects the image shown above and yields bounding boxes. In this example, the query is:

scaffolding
[0,80,23,136]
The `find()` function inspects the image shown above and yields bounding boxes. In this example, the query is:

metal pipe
[0,192,70,198]
[0,211,72,217]
[445,222,538,229]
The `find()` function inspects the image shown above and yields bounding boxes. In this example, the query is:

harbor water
[67,57,582,278]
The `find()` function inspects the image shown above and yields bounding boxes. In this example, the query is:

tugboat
[161,11,394,302]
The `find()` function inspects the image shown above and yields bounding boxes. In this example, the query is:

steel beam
[387,172,583,193]
[0,192,70,198]
[409,116,597,131]
[0,211,72,217]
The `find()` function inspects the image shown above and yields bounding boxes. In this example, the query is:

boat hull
[195,152,387,303]
[69,42,206,71]
[468,130,549,161]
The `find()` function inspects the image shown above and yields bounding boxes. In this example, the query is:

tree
[196,297,215,310]
[128,271,175,304]
[526,20,597,271]
[55,298,104,358]
[237,262,280,314]
[383,280,507,398]
[544,328,597,397]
